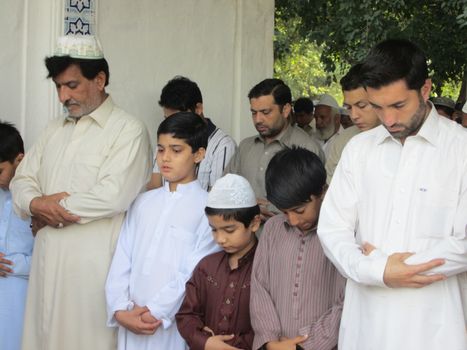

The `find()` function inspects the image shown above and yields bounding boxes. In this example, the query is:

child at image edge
[105,112,219,350]
[176,173,261,350]
[0,121,34,350]
[250,147,346,350]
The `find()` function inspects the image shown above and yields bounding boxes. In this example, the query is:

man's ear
[250,214,261,233]
[194,147,206,164]
[195,103,204,116]
[282,103,292,119]
[14,153,24,165]
[420,79,432,102]
[320,184,328,199]
[95,71,107,91]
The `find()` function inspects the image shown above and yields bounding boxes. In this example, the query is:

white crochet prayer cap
[316,93,339,109]
[207,174,257,209]
[54,35,104,59]
[463,101,467,114]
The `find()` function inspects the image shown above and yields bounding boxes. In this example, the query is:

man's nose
[57,86,71,104]
[287,213,300,227]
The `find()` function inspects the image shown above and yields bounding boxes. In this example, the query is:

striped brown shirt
[250,214,345,350]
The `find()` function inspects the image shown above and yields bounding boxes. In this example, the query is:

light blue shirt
[0,189,33,277]
[0,188,33,350]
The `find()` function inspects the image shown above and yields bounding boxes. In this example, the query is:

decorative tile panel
[64,0,96,35]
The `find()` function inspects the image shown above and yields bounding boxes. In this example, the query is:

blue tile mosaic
[64,0,95,35]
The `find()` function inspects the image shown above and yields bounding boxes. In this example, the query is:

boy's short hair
[159,76,203,112]
[157,111,208,152]
[294,97,314,114]
[205,205,260,228]
[0,121,24,163]
[340,63,364,92]
[266,146,326,210]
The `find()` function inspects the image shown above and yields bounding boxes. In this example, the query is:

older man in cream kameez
[10,35,152,350]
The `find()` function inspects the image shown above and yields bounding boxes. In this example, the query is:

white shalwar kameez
[318,108,467,350]
[106,180,219,350]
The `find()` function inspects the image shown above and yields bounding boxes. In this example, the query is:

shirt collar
[254,123,292,146]
[64,95,113,128]
[375,102,438,146]
[281,213,316,237]
[222,240,258,271]
[205,118,217,138]
[236,240,257,268]
[163,179,202,194]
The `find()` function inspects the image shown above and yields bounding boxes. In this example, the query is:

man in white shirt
[318,39,467,350]
[10,35,152,350]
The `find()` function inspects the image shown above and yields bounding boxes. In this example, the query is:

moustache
[64,100,80,108]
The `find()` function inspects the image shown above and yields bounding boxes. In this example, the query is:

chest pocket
[159,225,197,267]
[415,185,458,238]
[7,215,34,254]
[71,154,106,192]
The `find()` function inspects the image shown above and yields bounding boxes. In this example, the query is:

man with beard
[313,94,343,158]
[10,35,152,350]
[225,78,323,222]
[318,39,467,350]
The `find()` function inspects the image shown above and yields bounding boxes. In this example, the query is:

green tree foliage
[275,0,467,100]
[274,15,343,102]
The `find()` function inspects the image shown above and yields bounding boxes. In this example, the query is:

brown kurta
[176,244,257,350]
[250,215,345,350]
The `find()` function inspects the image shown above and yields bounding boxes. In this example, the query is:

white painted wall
[0,0,274,149]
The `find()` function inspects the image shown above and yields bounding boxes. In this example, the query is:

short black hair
[294,97,314,114]
[45,56,110,86]
[205,205,260,228]
[0,121,24,163]
[266,146,326,209]
[340,63,364,91]
[360,39,428,90]
[248,78,292,106]
[159,76,203,112]
[157,111,208,152]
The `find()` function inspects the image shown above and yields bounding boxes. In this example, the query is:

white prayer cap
[316,94,339,109]
[463,101,467,114]
[207,174,257,209]
[54,35,104,59]
[432,96,455,110]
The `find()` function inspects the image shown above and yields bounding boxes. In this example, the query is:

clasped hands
[0,252,13,277]
[361,243,446,288]
[115,304,162,335]
[29,192,80,234]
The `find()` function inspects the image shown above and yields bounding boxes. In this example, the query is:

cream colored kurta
[10,97,153,350]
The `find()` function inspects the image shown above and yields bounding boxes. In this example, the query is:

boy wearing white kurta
[106,112,219,350]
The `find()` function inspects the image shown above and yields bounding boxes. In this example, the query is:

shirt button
[225,299,231,305]
[301,240,305,244]
[298,256,302,261]
[293,292,298,296]
[265,151,269,155]
[295,283,299,287]
[229,282,235,288]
